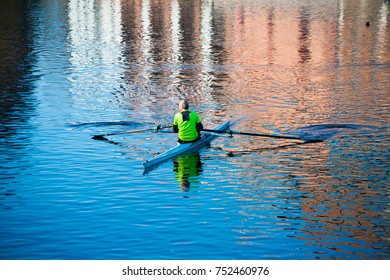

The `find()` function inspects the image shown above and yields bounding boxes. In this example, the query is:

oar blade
[92,135,108,141]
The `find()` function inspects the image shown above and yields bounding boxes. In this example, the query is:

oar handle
[156,125,172,131]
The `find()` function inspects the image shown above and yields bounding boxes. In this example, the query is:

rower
[173,100,203,143]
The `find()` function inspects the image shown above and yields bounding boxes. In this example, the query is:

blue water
[1,0,389,260]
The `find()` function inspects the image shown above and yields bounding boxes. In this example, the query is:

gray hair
[179,100,189,110]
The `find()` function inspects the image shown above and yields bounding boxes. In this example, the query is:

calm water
[1,0,389,260]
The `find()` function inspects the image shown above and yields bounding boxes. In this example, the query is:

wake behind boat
[143,121,230,172]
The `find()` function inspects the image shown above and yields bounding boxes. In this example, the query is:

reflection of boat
[143,121,230,172]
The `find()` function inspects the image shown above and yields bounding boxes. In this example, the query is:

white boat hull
[143,121,230,171]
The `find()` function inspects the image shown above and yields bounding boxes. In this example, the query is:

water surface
[0,0,389,259]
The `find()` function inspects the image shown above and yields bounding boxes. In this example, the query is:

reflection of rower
[173,153,203,192]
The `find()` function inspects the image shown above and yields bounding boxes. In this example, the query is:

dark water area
[0,0,389,260]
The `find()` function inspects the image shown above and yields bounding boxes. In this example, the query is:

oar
[202,128,319,141]
[92,125,172,140]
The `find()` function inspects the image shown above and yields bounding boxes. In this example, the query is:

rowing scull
[143,121,230,172]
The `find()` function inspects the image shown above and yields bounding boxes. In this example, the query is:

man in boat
[173,100,203,143]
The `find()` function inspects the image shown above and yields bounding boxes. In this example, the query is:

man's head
[179,100,189,111]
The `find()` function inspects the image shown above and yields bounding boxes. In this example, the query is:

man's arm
[173,114,179,133]
[196,122,203,133]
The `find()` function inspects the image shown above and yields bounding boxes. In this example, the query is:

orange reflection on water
[65,0,389,258]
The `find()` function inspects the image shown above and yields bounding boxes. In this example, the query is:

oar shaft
[104,128,150,136]
[234,131,302,140]
[202,128,303,140]
[92,125,172,140]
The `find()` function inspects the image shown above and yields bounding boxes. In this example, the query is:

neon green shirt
[173,110,201,141]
